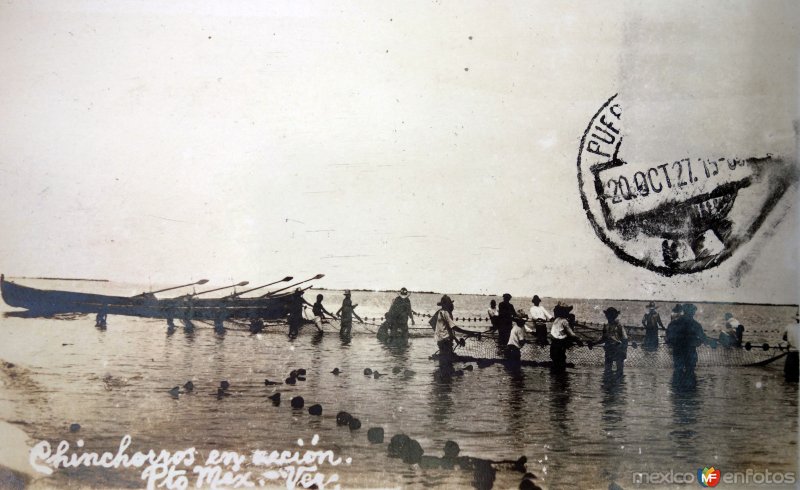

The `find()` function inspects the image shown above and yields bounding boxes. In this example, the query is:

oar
[229,276,293,298]
[262,274,325,297]
[139,279,209,296]
[191,281,250,297]
[270,283,316,298]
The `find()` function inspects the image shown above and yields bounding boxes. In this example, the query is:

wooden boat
[0,274,294,321]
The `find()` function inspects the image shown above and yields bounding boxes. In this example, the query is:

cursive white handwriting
[29,434,348,490]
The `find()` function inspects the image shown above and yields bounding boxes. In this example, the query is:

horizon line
[5,276,796,308]
[311,287,799,308]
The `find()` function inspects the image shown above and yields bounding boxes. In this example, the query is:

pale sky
[0,1,797,303]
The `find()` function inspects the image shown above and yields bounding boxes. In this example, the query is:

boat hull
[0,277,291,320]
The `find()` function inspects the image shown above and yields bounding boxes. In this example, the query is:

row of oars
[139,274,326,299]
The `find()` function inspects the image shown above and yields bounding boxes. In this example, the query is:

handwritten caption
[29,434,350,489]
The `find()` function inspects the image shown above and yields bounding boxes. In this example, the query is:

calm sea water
[0,281,797,489]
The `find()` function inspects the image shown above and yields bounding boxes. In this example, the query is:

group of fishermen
[281,287,800,385]
[432,292,749,376]
[284,286,418,339]
[284,288,365,336]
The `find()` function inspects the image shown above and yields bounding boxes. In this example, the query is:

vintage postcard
[0,1,797,489]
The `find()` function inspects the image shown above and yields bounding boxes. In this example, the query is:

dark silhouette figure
[665,303,707,377]
[213,317,225,335]
[249,318,264,334]
[602,307,628,376]
[310,294,335,331]
[496,293,517,347]
[95,306,108,329]
[287,288,313,336]
[335,290,363,337]
[386,287,416,338]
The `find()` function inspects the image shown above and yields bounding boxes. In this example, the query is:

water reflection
[503,368,526,444]
[379,337,411,360]
[310,330,324,346]
[182,328,196,346]
[670,370,703,462]
[599,371,628,484]
[600,372,627,428]
[549,371,572,434]
[430,368,455,423]
[181,319,195,333]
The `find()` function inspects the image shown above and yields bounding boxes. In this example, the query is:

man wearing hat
[384,287,417,339]
[549,303,582,371]
[496,293,518,347]
[529,295,552,345]
[431,295,462,368]
[602,307,628,375]
[665,304,683,340]
[641,302,664,351]
[724,312,744,347]
[336,290,363,337]
[287,288,313,336]
[665,303,707,375]
[669,304,683,322]
[718,312,742,348]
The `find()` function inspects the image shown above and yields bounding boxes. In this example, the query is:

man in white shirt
[549,303,582,371]
[506,318,527,365]
[529,295,552,344]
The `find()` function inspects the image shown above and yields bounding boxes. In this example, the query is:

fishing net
[448,332,785,368]
[220,318,435,337]
[213,317,784,367]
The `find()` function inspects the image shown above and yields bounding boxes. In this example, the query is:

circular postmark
[577,94,794,276]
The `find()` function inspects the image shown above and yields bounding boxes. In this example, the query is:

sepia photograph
[0,1,797,489]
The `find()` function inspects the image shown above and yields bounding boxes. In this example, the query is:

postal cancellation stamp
[577,94,796,276]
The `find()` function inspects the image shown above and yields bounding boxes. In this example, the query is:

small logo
[698,467,721,487]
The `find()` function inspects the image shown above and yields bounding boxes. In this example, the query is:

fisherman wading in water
[335,290,363,337]
[719,312,744,347]
[549,303,581,372]
[528,295,552,345]
[506,314,528,368]
[386,287,417,339]
[666,303,707,377]
[641,302,664,351]
[287,288,318,336]
[487,299,499,331]
[431,295,460,369]
[311,294,336,331]
[601,307,628,376]
[496,294,518,348]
